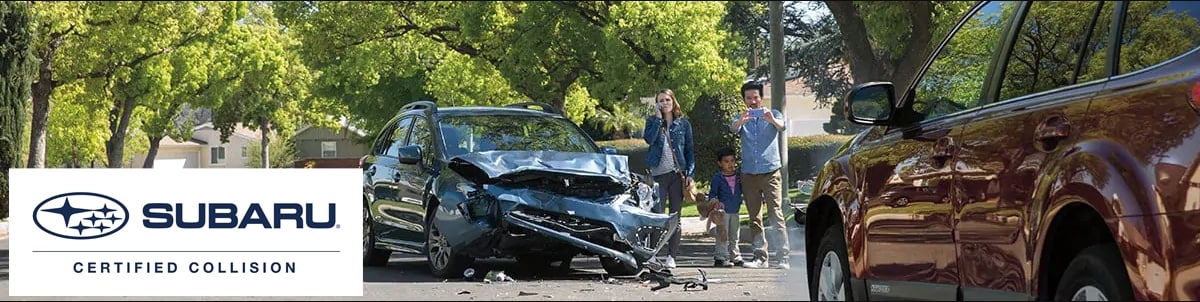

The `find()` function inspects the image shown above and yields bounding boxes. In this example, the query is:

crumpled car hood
[448,150,631,185]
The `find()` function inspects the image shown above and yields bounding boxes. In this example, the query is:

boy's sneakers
[731,258,745,267]
[714,259,734,268]
[742,258,768,269]
[664,255,677,268]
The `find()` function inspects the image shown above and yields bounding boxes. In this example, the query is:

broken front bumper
[454,184,677,270]
[504,208,679,270]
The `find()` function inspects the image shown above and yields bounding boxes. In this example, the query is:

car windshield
[438,114,598,158]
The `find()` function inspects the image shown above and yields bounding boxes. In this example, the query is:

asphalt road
[0,226,810,301]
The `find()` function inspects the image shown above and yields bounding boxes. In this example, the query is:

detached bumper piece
[638,265,710,291]
[503,208,675,272]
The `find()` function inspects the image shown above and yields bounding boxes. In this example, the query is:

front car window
[438,115,598,158]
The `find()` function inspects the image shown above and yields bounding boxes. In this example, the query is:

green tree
[246,133,297,169]
[28,2,245,168]
[724,1,971,134]
[275,1,744,135]
[1,0,36,218]
[211,2,329,168]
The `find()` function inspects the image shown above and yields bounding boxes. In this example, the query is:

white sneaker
[775,259,791,270]
[742,258,767,269]
[664,255,677,268]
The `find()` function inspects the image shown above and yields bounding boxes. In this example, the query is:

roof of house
[295,116,367,138]
[193,122,263,141]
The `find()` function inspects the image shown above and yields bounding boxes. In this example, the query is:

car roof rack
[400,100,437,114]
[505,101,561,115]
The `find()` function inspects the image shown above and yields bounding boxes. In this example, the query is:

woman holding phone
[641,88,694,269]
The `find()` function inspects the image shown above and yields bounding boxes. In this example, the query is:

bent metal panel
[8,169,362,296]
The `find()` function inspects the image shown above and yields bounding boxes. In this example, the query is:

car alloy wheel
[362,207,370,259]
[817,250,846,301]
[428,223,451,271]
[1071,285,1107,301]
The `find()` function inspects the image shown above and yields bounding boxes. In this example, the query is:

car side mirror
[398,145,422,165]
[844,82,896,125]
[601,146,619,155]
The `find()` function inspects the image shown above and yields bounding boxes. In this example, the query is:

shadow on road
[364,225,808,285]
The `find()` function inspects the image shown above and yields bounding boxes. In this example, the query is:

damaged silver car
[362,101,678,278]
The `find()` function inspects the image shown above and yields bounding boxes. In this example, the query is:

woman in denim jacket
[642,88,694,268]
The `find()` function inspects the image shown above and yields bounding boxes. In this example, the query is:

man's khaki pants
[741,169,788,262]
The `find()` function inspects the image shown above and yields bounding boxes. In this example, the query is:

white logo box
[8,169,362,297]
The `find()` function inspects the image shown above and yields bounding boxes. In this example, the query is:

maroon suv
[805,1,1200,301]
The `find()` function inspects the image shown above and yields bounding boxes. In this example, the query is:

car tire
[364,208,390,267]
[425,215,474,279]
[1054,243,1134,301]
[600,256,643,277]
[810,224,854,301]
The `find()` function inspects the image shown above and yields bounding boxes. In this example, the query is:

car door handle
[1035,116,1071,152]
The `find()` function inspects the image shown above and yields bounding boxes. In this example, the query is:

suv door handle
[1035,116,1071,152]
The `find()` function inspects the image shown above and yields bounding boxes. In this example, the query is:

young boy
[706,147,744,267]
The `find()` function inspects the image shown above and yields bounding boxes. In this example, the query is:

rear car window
[1118,1,1200,74]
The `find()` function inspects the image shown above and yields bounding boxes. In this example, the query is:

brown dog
[696,193,728,243]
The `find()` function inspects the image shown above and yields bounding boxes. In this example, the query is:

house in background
[291,119,370,168]
[129,122,266,168]
[760,76,835,138]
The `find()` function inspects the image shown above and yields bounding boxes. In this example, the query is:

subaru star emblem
[33,192,130,240]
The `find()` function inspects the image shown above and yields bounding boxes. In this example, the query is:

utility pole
[769,1,788,208]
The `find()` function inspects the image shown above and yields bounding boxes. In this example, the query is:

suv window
[910,1,1018,121]
[410,116,433,166]
[438,115,598,158]
[998,1,1115,100]
[1118,1,1200,75]
[382,116,414,157]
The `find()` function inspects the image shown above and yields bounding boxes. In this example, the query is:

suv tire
[425,212,474,278]
[364,208,390,267]
[811,224,854,301]
[1054,243,1134,301]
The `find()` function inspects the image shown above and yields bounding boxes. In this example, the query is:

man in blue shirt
[729,82,789,270]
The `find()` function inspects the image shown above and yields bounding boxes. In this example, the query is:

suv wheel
[363,207,390,267]
[426,216,474,278]
[1054,244,1134,301]
[811,224,853,301]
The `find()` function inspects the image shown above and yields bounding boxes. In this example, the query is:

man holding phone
[729,81,789,270]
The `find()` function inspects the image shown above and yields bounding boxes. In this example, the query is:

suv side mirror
[845,82,896,125]
[601,146,619,155]
[398,145,422,165]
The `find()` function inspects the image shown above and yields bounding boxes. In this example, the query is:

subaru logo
[33,192,129,240]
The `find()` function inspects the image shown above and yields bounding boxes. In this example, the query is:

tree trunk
[142,134,162,168]
[27,34,63,168]
[105,95,136,168]
[259,117,271,169]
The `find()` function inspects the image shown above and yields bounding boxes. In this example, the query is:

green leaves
[279,1,744,137]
